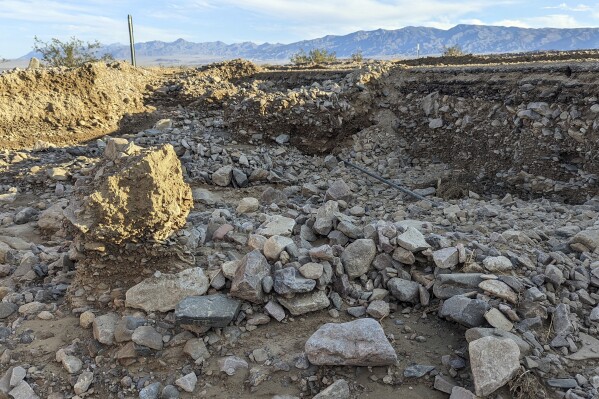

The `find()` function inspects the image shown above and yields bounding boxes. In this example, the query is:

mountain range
[20,24,599,62]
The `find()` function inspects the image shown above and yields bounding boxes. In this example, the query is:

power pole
[416,43,420,58]
[128,14,136,67]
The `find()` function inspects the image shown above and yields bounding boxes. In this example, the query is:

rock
[313,379,350,399]
[299,263,324,279]
[404,364,435,378]
[74,371,93,395]
[62,355,82,373]
[27,57,40,69]
[264,300,286,321]
[256,215,296,237]
[93,313,119,345]
[305,319,397,366]
[237,197,259,213]
[392,247,415,264]
[175,294,241,328]
[263,235,294,260]
[192,187,219,205]
[433,247,459,269]
[325,180,351,202]
[439,296,490,328]
[553,303,573,336]
[450,386,477,399]
[114,316,145,342]
[273,267,316,295]
[568,333,599,360]
[396,227,431,252]
[482,256,513,273]
[154,119,172,130]
[14,207,38,225]
[341,239,376,278]
[478,280,518,304]
[230,250,271,304]
[8,380,39,399]
[570,228,599,252]
[275,134,289,144]
[367,300,390,318]
[66,144,193,244]
[161,385,180,399]
[125,268,209,312]
[469,336,520,397]
[547,378,577,389]
[218,356,249,375]
[484,308,513,331]
[212,165,233,186]
[387,278,419,303]
[0,303,17,319]
[132,326,163,350]
[175,372,197,393]
[434,374,457,393]
[47,167,69,181]
[9,366,26,387]
[278,290,330,316]
[18,301,45,316]
[184,339,210,361]
[139,382,161,399]
[260,187,287,205]
[313,201,338,236]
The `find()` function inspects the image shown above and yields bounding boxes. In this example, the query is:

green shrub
[351,50,364,63]
[442,45,465,57]
[33,36,113,68]
[290,48,337,65]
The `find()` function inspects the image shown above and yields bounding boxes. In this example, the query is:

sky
[1,0,599,58]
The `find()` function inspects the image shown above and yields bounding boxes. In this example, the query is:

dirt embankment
[0,62,155,150]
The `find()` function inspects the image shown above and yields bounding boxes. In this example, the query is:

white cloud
[544,3,591,12]
[493,14,586,29]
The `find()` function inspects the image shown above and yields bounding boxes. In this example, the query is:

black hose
[339,157,441,207]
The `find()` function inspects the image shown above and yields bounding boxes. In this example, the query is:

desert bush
[442,45,465,57]
[33,36,113,68]
[351,50,364,63]
[290,48,337,64]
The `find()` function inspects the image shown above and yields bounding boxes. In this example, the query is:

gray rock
[469,336,520,397]
[278,290,330,316]
[0,302,17,319]
[568,333,599,360]
[219,356,249,375]
[131,326,163,350]
[299,263,324,279]
[114,316,146,343]
[263,235,294,260]
[175,372,197,393]
[387,278,419,303]
[8,380,39,399]
[9,366,26,387]
[325,180,351,202]
[439,296,490,328]
[125,268,209,312]
[264,300,286,321]
[482,256,513,273]
[464,328,529,357]
[450,386,477,399]
[139,382,161,399]
[433,247,459,269]
[313,201,338,236]
[553,303,573,336]
[273,267,316,295]
[396,227,431,252]
[212,165,233,186]
[434,374,457,394]
[570,228,599,251]
[313,379,350,399]
[232,168,248,187]
[161,385,180,399]
[93,313,120,345]
[260,187,287,205]
[433,273,484,299]
[74,371,94,395]
[230,250,270,304]
[183,338,210,361]
[305,319,397,366]
[404,364,435,378]
[341,239,376,278]
[547,378,578,389]
[237,197,259,214]
[62,355,82,374]
[367,300,390,318]
[175,294,241,328]
[256,215,295,237]
[14,207,38,225]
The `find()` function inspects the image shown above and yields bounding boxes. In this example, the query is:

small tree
[290,49,310,64]
[33,36,113,67]
[442,45,465,57]
[351,50,364,63]
[290,48,337,65]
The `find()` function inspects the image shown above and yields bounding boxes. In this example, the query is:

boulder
[341,239,376,278]
[230,250,271,304]
[469,336,520,396]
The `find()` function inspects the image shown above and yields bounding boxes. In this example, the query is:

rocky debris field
[1,53,599,399]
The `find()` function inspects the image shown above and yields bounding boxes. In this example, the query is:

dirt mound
[67,139,193,245]
[0,62,155,150]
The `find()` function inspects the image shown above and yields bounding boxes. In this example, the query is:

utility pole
[416,43,420,58]
[128,14,136,67]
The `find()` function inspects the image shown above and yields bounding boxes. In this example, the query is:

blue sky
[1,0,599,58]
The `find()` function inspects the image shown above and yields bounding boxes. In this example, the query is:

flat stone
[433,247,459,269]
[278,290,330,316]
[396,227,431,252]
[439,296,490,328]
[482,256,513,273]
[434,374,457,393]
[547,378,578,389]
[9,366,26,387]
[132,326,163,350]
[479,280,518,304]
[125,268,209,312]
[264,300,286,321]
[450,386,477,399]
[257,214,297,238]
[175,372,197,393]
[0,302,17,319]
[567,333,599,360]
[404,364,435,378]
[305,319,397,366]
[274,267,316,295]
[93,313,119,345]
[469,336,520,397]
[74,371,94,395]
[570,228,599,252]
[341,239,376,278]
[230,250,271,304]
[484,308,513,331]
[313,379,350,399]
[184,338,210,361]
[175,294,241,328]
[392,247,415,264]
[8,380,39,399]
[387,278,419,303]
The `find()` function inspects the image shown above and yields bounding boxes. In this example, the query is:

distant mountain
[19,24,599,61]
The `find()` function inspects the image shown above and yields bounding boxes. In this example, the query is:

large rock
[212,165,233,186]
[341,239,376,278]
[570,228,599,252]
[256,215,295,237]
[66,143,193,244]
[305,319,397,366]
[263,235,293,260]
[465,327,530,357]
[433,273,484,299]
[313,201,338,236]
[273,267,316,295]
[278,290,330,315]
[230,250,271,304]
[482,256,513,273]
[93,313,120,345]
[396,227,431,252]
[439,296,490,327]
[469,336,520,396]
[325,180,351,202]
[37,202,66,232]
[175,294,241,328]
[433,247,459,269]
[125,268,209,312]
[388,278,419,303]
[313,379,350,399]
